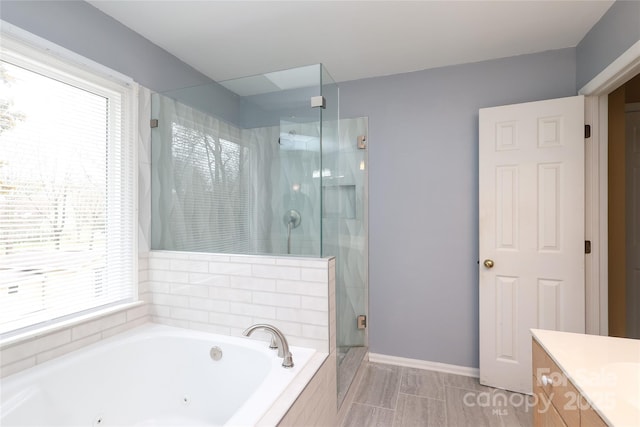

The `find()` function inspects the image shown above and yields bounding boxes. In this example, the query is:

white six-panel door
[479,96,585,394]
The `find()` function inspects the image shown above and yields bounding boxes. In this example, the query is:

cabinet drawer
[533,340,581,426]
[534,379,568,427]
[580,398,608,427]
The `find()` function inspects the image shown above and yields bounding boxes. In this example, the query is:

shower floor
[337,345,368,406]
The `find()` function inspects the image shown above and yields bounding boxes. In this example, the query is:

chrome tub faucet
[242,324,294,368]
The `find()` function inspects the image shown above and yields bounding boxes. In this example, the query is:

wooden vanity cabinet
[532,339,608,427]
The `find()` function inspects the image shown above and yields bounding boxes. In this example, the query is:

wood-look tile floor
[341,362,533,427]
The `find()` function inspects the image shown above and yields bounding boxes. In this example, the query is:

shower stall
[150,64,367,407]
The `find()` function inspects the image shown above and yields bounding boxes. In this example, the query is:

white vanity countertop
[531,329,640,427]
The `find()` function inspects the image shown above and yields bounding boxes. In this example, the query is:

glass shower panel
[150,64,369,408]
[235,64,323,256]
[151,66,323,257]
[319,66,369,406]
[150,92,250,253]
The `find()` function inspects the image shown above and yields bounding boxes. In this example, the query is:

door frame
[580,40,640,335]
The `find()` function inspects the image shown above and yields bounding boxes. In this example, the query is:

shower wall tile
[148,250,334,352]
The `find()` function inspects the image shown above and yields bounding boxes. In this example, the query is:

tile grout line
[350,401,396,412]
[397,391,447,402]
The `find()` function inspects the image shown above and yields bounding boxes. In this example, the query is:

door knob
[483,259,494,268]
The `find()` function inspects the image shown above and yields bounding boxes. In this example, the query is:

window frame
[0,25,139,341]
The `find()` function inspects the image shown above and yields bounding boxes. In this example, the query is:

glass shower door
[319,66,369,406]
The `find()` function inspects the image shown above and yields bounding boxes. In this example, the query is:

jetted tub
[0,323,316,426]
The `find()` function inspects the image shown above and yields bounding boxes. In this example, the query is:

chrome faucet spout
[242,323,294,368]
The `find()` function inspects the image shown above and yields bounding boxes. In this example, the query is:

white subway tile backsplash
[170,307,209,323]
[1,303,148,377]
[229,255,277,265]
[150,281,171,293]
[287,337,327,352]
[189,297,230,313]
[276,280,326,297]
[230,302,277,319]
[188,253,230,262]
[149,270,189,283]
[301,296,329,311]
[151,251,190,260]
[208,286,252,303]
[209,262,253,276]
[277,308,328,326]
[170,259,209,273]
[138,270,149,283]
[1,329,71,366]
[302,324,329,340]
[169,283,209,298]
[252,264,301,280]
[102,316,148,339]
[275,258,328,269]
[189,273,230,286]
[71,312,127,341]
[126,305,148,322]
[252,291,301,308]
[209,312,253,328]
[152,293,189,308]
[300,268,327,283]
[189,253,230,262]
[150,305,172,318]
[188,322,231,335]
[152,317,189,329]
[146,251,334,353]
[229,276,276,292]
[36,333,102,365]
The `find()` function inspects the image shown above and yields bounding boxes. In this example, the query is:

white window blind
[0,36,136,336]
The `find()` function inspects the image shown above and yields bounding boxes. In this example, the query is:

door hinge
[310,96,326,109]
[585,240,592,254]
[150,119,159,128]
[585,124,591,138]
[357,315,367,329]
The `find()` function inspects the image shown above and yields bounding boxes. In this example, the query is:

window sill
[0,301,146,349]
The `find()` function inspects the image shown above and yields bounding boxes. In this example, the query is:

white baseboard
[368,353,479,378]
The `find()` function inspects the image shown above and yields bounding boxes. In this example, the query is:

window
[0,33,137,336]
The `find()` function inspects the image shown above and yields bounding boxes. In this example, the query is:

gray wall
[0,0,241,125]
[576,0,640,91]
[340,49,577,368]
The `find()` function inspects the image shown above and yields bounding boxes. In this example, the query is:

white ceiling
[88,0,614,85]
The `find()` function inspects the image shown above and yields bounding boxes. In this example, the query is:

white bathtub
[0,323,317,426]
